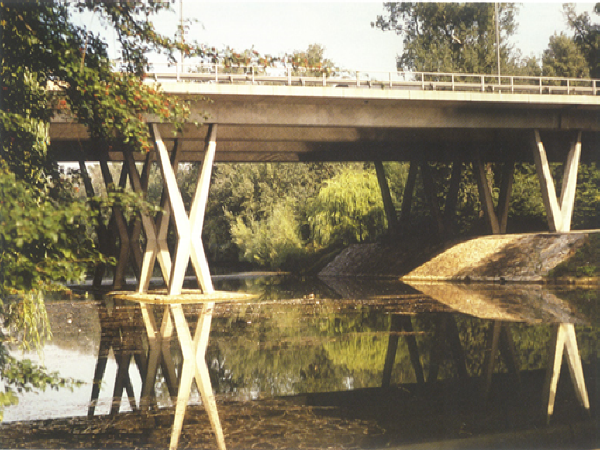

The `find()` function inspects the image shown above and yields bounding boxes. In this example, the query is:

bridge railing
[144,63,600,96]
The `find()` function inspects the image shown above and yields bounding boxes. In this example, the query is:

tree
[0,0,205,415]
[542,33,590,78]
[0,0,205,305]
[231,199,304,269]
[373,3,519,74]
[564,3,600,78]
[289,44,337,76]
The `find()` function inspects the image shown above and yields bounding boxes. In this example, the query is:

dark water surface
[2,275,599,449]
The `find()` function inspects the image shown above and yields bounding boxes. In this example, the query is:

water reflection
[405,281,591,421]
[2,278,598,449]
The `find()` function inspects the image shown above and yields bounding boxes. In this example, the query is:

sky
[78,2,597,74]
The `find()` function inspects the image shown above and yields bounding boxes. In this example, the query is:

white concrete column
[151,124,217,295]
[532,130,582,233]
[559,132,582,232]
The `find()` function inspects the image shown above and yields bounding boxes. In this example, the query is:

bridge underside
[51,124,600,164]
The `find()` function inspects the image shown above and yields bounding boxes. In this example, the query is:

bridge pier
[532,130,582,233]
[138,123,217,295]
[473,154,515,235]
[394,156,513,238]
[77,124,218,295]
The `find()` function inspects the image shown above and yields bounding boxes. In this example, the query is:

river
[1,275,599,449]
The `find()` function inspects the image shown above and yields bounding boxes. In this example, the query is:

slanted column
[398,161,418,227]
[78,160,112,288]
[374,160,398,234]
[559,133,582,232]
[532,130,581,233]
[473,153,514,235]
[99,157,133,289]
[497,160,515,234]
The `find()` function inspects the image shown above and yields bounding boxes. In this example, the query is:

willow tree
[373,2,519,74]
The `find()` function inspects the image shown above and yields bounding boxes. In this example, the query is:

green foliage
[542,33,590,78]
[0,168,106,297]
[308,167,387,246]
[374,3,519,74]
[507,163,547,230]
[0,353,81,422]
[564,3,600,78]
[231,199,304,269]
[573,163,600,230]
[200,43,339,76]
[200,162,346,263]
[288,44,338,76]
[0,0,197,416]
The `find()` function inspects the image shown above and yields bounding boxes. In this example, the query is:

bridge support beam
[532,130,581,232]
[147,123,217,295]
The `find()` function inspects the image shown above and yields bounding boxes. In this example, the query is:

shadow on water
[1,276,599,449]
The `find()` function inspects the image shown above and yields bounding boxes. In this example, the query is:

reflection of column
[428,314,467,382]
[89,299,146,416]
[481,321,520,401]
[138,301,225,450]
[382,315,424,387]
[139,303,178,409]
[543,323,590,423]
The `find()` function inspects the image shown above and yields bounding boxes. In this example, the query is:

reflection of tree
[207,294,599,401]
[209,308,352,396]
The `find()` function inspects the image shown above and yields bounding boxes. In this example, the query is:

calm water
[2,275,599,449]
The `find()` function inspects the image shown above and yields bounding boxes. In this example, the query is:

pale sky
[77,2,597,74]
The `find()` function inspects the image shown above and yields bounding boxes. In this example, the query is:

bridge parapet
[145,63,600,96]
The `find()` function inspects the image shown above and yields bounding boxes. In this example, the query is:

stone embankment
[320,232,598,283]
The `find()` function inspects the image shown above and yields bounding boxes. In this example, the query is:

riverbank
[320,231,600,284]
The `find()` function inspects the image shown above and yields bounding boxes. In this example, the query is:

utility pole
[495,3,501,85]
[180,0,184,75]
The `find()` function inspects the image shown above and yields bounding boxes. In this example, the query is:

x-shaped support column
[141,124,217,295]
[532,130,582,232]
[139,303,179,408]
[96,153,151,289]
[473,152,515,235]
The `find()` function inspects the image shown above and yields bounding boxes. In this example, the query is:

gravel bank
[321,232,596,282]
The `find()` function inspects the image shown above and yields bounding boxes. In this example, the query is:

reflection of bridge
[50,70,600,295]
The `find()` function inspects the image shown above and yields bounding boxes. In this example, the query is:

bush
[230,199,304,269]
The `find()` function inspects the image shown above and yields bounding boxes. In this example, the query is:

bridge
[49,67,600,296]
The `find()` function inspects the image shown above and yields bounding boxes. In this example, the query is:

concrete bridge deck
[50,70,600,164]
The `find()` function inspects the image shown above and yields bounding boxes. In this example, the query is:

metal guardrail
[144,63,600,96]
